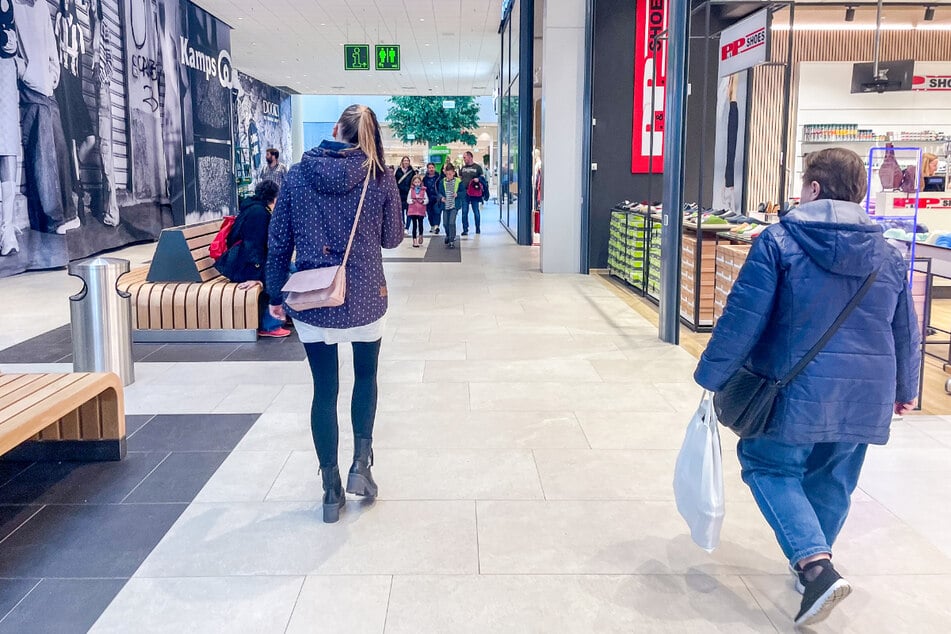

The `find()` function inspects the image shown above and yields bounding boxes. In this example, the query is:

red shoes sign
[631,0,668,174]
[912,75,951,91]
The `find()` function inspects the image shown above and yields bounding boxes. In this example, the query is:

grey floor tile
[385,574,776,634]
[0,578,40,620]
[122,452,229,504]
[195,451,291,503]
[0,452,169,505]
[136,343,240,363]
[225,341,307,362]
[135,501,478,576]
[285,575,391,634]
[127,414,259,452]
[0,578,126,634]
[90,576,304,634]
[0,503,187,578]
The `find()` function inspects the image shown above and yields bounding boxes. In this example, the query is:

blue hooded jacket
[695,199,921,445]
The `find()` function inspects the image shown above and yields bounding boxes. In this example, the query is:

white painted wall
[540,0,586,273]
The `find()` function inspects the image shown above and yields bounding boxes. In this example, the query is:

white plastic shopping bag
[673,392,725,552]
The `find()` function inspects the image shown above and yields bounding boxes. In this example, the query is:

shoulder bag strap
[778,270,879,387]
[341,169,372,268]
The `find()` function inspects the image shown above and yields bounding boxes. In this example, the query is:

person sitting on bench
[216,180,289,338]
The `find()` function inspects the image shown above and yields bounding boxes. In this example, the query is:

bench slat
[0,374,87,424]
[178,221,224,240]
[0,374,124,456]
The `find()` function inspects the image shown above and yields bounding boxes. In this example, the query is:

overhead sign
[718,9,770,77]
[180,37,233,88]
[344,45,370,70]
[913,75,951,91]
[376,45,401,71]
[443,100,456,109]
[631,0,668,174]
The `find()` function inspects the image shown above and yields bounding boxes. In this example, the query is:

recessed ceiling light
[425,43,430,47]
[419,18,425,22]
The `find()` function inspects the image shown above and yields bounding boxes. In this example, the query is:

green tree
[385,96,480,146]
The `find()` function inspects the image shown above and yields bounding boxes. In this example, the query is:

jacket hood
[780,199,884,276]
[296,141,369,195]
[239,196,266,213]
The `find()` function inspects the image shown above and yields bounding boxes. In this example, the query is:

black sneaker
[794,560,851,626]
[789,564,806,595]
[461,231,469,237]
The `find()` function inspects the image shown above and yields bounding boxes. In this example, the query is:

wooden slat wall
[746,29,951,207]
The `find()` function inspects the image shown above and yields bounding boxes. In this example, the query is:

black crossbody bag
[713,270,878,438]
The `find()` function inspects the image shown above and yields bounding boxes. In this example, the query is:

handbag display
[281,170,371,311]
[713,270,878,438]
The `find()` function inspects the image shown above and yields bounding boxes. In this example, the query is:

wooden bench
[0,373,126,462]
[117,219,261,342]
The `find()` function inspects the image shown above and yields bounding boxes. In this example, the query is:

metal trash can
[68,257,135,386]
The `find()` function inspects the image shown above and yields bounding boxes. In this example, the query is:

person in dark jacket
[216,179,288,338]
[266,104,404,523]
[394,156,415,232]
[422,162,442,235]
[695,148,920,627]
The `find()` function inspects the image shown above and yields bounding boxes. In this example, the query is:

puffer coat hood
[781,200,881,276]
[695,200,921,445]
[265,141,404,329]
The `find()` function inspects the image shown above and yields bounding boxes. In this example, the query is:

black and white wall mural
[0,0,292,278]
[233,70,290,199]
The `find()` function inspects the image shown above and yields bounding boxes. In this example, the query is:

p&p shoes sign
[718,9,770,77]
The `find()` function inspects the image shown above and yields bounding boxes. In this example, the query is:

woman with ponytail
[266,105,404,523]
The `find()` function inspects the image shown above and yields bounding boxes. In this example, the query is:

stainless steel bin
[68,257,135,386]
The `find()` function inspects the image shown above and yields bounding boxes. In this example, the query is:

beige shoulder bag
[281,170,371,310]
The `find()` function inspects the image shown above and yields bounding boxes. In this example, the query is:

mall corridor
[0,214,948,632]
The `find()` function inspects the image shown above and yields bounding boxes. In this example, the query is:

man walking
[259,148,287,189]
[458,151,486,236]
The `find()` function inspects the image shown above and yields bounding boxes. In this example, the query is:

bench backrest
[146,219,225,283]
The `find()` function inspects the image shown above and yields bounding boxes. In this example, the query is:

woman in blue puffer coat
[695,148,920,627]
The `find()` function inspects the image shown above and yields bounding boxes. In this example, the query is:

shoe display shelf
[646,213,663,301]
[608,208,648,292]
[679,220,720,330]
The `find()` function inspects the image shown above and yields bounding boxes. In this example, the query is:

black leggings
[303,340,382,468]
[410,216,424,239]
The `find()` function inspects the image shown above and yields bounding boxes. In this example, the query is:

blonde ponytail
[357,107,385,178]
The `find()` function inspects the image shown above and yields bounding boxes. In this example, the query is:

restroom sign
[375,45,401,71]
[718,9,770,77]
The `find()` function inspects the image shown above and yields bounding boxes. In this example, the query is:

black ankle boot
[346,438,378,498]
[320,467,346,523]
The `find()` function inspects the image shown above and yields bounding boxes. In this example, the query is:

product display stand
[608,207,649,293]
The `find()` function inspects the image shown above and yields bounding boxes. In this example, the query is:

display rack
[865,147,923,286]
[607,208,649,292]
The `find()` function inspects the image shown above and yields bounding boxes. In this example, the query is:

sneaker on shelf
[258,327,291,338]
[56,217,82,235]
[794,560,851,626]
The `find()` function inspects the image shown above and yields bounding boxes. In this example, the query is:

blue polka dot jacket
[265,141,404,328]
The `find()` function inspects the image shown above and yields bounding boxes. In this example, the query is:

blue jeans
[460,196,481,233]
[442,207,458,242]
[737,437,867,566]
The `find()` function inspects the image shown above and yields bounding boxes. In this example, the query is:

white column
[291,95,305,163]
[540,0,586,274]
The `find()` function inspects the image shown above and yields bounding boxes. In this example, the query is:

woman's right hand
[894,401,916,416]
[269,304,287,322]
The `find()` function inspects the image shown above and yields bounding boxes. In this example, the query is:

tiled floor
[1,212,951,632]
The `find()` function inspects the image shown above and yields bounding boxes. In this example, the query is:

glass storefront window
[499,2,522,235]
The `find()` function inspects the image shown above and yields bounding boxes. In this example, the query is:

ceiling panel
[194,0,504,95]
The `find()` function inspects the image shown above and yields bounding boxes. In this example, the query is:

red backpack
[209,216,237,261]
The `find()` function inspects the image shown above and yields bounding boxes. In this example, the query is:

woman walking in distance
[394,156,415,232]
[0,0,20,255]
[695,148,920,626]
[266,105,404,523]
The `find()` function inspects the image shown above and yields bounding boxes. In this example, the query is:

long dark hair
[337,105,386,178]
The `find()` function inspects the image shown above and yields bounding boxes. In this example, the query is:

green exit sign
[375,45,401,71]
[344,45,370,70]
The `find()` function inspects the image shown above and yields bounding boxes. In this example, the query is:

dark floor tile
[127,414,259,452]
[0,578,41,622]
[0,452,169,505]
[226,339,306,362]
[0,462,31,488]
[0,578,127,634]
[137,343,240,363]
[123,451,228,504]
[125,415,155,437]
[0,506,42,542]
[0,338,72,364]
[0,503,186,578]
[132,343,167,362]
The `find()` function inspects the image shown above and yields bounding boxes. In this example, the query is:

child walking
[442,163,460,248]
[407,175,428,248]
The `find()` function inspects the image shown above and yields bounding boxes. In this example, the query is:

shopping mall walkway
[1,207,951,632]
